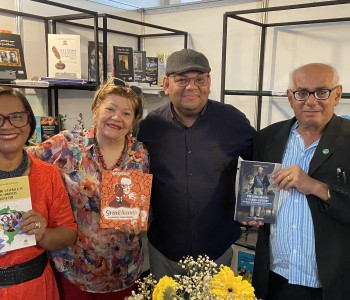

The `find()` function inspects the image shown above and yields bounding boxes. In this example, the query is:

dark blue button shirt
[138,100,255,261]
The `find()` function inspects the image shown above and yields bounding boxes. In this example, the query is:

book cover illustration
[48,34,81,79]
[100,169,152,232]
[237,250,255,283]
[157,52,171,86]
[88,41,114,84]
[113,46,134,82]
[145,56,158,85]
[40,116,60,141]
[133,50,146,83]
[0,176,36,252]
[235,160,281,223]
[0,33,27,79]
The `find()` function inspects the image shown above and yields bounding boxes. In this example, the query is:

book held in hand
[234,160,281,223]
[0,176,36,252]
[100,169,152,232]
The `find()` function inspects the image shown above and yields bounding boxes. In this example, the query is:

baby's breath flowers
[126,255,256,300]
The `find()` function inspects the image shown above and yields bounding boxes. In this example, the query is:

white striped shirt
[270,121,321,288]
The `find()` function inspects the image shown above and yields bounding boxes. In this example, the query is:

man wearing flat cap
[138,49,255,279]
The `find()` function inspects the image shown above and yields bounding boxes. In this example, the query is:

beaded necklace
[0,150,29,179]
[95,138,126,170]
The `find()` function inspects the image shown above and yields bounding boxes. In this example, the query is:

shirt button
[188,150,192,154]
[189,172,193,176]
[293,249,297,254]
[295,199,298,203]
[292,224,297,229]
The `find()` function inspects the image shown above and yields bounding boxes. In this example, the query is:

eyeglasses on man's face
[0,111,30,128]
[168,74,209,87]
[291,86,338,101]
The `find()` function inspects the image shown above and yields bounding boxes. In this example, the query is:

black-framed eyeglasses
[99,77,143,97]
[291,86,338,101]
[0,111,30,128]
[168,74,209,87]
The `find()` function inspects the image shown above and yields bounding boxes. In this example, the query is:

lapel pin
[322,149,329,154]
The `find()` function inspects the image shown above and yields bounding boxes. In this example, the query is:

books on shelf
[133,50,146,83]
[48,34,81,79]
[100,169,153,232]
[0,32,27,80]
[34,77,88,85]
[113,46,134,82]
[0,176,36,252]
[145,57,158,85]
[234,160,281,223]
[88,41,114,84]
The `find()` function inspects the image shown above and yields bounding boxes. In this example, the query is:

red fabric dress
[0,156,77,300]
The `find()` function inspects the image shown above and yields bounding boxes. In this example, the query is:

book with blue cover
[234,160,281,223]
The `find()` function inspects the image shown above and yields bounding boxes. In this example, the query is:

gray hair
[288,63,340,89]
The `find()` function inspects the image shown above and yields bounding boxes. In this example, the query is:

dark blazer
[252,115,350,300]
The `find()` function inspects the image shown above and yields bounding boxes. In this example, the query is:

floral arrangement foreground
[126,255,257,300]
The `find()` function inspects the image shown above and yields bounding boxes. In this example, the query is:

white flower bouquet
[126,255,256,300]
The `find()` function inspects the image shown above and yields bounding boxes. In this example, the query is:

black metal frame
[221,0,350,130]
[60,13,188,83]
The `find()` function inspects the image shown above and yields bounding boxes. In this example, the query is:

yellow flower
[152,275,178,300]
[211,266,255,300]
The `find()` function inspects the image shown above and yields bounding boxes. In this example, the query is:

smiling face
[0,95,31,158]
[287,64,342,132]
[93,94,135,144]
[163,71,211,126]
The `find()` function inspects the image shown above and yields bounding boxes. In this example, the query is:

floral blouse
[27,128,150,292]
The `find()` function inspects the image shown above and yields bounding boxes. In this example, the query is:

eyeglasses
[168,74,209,87]
[99,77,143,97]
[291,86,338,101]
[0,111,30,128]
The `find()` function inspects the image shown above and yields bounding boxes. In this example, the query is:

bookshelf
[0,0,99,116]
[221,1,350,130]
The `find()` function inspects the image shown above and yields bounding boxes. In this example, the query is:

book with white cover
[48,34,81,79]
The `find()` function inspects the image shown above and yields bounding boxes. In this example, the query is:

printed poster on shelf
[0,176,36,252]
[133,50,146,83]
[87,41,114,84]
[0,33,27,80]
[113,46,134,82]
[234,160,281,223]
[48,34,81,79]
[145,56,158,85]
[100,169,152,232]
[157,52,171,86]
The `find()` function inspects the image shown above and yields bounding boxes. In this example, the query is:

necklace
[0,150,29,179]
[95,139,126,170]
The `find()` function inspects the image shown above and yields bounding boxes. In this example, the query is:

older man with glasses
[250,63,350,300]
[138,48,255,280]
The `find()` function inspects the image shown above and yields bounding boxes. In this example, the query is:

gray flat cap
[166,49,211,75]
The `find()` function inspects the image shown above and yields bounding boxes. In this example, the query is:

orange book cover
[100,169,152,231]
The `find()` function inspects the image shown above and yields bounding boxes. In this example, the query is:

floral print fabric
[27,128,149,292]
